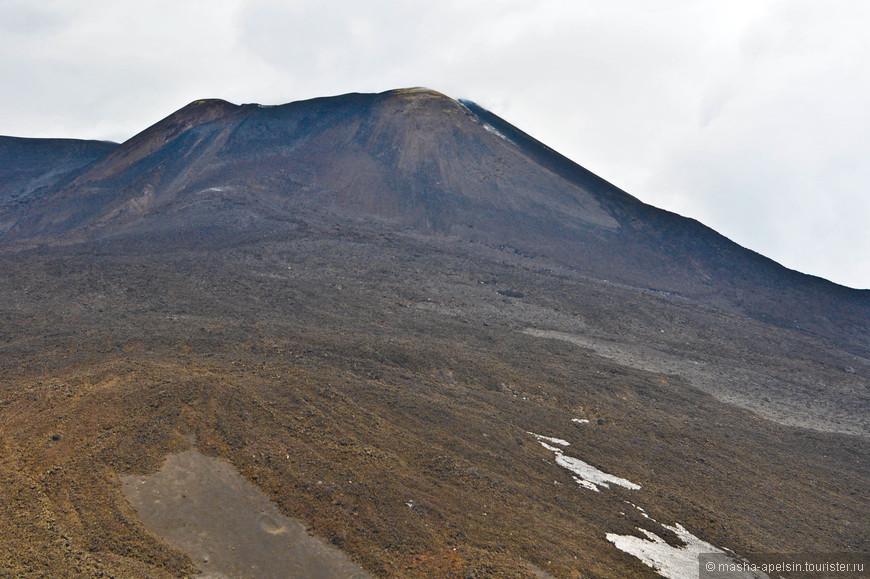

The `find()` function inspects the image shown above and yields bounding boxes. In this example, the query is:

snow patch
[625,501,654,520]
[574,478,600,492]
[606,523,765,579]
[554,452,641,491]
[529,432,640,491]
[483,123,510,142]
[527,432,570,446]
[539,441,563,453]
[572,418,590,424]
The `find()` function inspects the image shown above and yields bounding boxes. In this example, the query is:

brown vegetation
[0,90,866,577]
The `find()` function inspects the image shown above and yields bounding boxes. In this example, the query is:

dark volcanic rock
[1,89,866,353]
[0,136,116,204]
[0,88,867,578]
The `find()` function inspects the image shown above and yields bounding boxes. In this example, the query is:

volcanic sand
[121,447,371,578]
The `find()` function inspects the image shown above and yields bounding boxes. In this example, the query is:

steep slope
[0,136,116,205]
[1,89,866,353]
[0,91,616,242]
[0,209,866,577]
[0,88,867,578]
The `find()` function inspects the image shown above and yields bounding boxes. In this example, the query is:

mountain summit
[2,89,867,351]
[0,89,867,577]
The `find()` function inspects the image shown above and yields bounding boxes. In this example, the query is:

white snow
[539,441,563,453]
[524,423,758,578]
[554,452,642,491]
[482,123,510,142]
[606,523,765,579]
[529,432,640,491]
[527,432,570,446]
[573,478,600,492]
[626,501,654,520]
[606,523,717,579]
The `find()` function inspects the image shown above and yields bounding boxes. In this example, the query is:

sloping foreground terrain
[0,89,867,577]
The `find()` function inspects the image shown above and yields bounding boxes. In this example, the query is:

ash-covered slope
[0,89,867,578]
[1,88,866,354]
[0,91,618,243]
[0,136,116,204]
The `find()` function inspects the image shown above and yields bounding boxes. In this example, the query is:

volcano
[0,88,867,577]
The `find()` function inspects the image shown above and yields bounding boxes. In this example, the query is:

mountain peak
[187,97,237,108]
[133,97,240,144]
[0,87,867,578]
[383,87,455,100]
[0,88,867,353]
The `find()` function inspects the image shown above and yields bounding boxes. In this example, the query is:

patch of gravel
[121,449,371,579]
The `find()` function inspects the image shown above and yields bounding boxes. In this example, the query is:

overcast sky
[2,0,868,288]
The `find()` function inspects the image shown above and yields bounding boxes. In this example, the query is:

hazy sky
[2,0,868,288]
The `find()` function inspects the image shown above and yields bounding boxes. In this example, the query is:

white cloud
[651,0,870,287]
